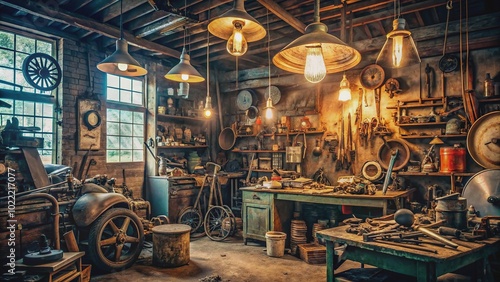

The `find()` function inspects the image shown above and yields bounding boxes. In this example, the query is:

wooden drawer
[242,191,273,205]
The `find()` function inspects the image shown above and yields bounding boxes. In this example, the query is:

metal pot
[218,127,236,151]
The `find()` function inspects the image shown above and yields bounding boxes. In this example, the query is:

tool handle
[438,226,461,237]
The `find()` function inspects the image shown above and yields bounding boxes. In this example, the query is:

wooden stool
[152,224,191,268]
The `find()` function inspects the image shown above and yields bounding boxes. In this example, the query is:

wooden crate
[298,243,326,264]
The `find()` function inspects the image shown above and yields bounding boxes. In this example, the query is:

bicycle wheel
[204,206,233,241]
[178,207,202,233]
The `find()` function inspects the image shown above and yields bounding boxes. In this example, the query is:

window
[106,74,145,163]
[0,29,56,163]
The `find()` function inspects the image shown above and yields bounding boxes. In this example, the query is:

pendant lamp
[338,73,351,101]
[208,0,266,56]
[97,0,147,77]
[165,30,205,83]
[263,11,274,120]
[376,0,420,68]
[273,0,361,83]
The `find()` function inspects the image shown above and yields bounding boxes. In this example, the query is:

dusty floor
[90,232,474,282]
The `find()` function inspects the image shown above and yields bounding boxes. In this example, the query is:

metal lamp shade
[97,39,147,77]
[376,18,421,68]
[273,23,361,75]
[165,48,205,83]
[207,0,266,42]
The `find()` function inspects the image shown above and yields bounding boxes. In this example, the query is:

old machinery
[467,111,500,169]
[22,53,62,91]
[462,169,500,217]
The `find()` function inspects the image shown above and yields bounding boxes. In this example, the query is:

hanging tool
[382,148,398,195]
[77,144,94,180]
[425,64,432,98]
[336,118,345,171]
[355,88,363,124]
[347,113,355,173]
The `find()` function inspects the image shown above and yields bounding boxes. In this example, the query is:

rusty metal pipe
[18,193,60,250]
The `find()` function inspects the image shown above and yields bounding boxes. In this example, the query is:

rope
[442,0,453,56]
[465,0,469,89]
[267,9,271,100]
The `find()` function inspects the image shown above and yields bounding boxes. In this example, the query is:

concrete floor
[91,232,336,282]
[90,231,475,282]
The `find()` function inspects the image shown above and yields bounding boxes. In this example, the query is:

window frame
[105,74,146,164]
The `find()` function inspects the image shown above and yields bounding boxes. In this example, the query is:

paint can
[440,146,466,172]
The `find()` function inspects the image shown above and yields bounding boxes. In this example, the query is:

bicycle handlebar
[205,162,222,175]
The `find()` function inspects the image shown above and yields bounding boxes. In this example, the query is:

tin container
[440,146,466,173]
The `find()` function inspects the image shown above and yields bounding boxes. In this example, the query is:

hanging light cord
[313,0,320,23]
[267,9,271,100]
[119,0,123,39]
[207,2,210,97]
[442,0,452,56]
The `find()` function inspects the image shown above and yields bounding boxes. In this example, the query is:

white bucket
[265,231,287,257]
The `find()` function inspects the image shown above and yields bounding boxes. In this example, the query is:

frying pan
[218,127,236,151]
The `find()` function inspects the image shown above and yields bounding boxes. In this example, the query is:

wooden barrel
[152,224,191,267]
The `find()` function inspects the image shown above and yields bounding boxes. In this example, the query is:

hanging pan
[218,127,236,151]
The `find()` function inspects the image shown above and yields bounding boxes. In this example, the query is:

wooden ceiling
[0,0,499,73]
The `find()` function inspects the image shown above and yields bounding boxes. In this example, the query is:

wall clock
[360,64,385,90]
[236,89,254,111]
[83,110,102,130]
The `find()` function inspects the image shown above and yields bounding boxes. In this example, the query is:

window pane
[42,117,53,132]
[107,109,120,122]
[120,150,132,162]
[120,123,132,136]
[132,150,143,162]
[119,110,132,123]
[24,101,35,115]
[107,74,119,88]
[43,134,53,149]
[107,136,119,149]
[120,89,131,104]
[107,150,120,162]
[133,112,143,124]
[132,92,142,105]
[37,41,52,54]
[0,50,14,68]
[43,104,53,116]
[15,53,28,70]
[16,35,35,53]
[0,31,14,49]
[120,136,132,149]
[120,77,131,90]
[132,80,142,91]
[107,87,119,101]
[107,122,119,135]
[0,99,13,114]
[0,67,14,86]
[133,124,143,136]
[132,137,142,149]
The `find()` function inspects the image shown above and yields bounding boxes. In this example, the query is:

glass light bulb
[265,107,273,119]
[181,74,190,81]
[338,88,351,101]
[304,45,326,83]
[227,22,248,56]
[117,63,128,71]
[204,109,212,118]
[392,35,404,67]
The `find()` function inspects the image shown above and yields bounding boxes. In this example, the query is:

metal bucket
[218,127,236,150]
[435,196,467,230]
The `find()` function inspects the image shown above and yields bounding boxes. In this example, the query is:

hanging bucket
[265,231,287,257]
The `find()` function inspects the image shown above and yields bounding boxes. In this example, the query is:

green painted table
[317,225,500,282]
[241,187,414,244]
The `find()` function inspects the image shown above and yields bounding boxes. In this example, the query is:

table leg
[382,201,388,215]
[416,261,437,282]
[326,240,335,282]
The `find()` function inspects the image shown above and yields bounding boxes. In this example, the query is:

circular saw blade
[462,169,500,217]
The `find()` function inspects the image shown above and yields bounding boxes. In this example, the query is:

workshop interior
[0,0,499,281]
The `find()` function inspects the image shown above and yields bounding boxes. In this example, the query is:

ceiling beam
[256,0,307,33]
[0,0,181,58]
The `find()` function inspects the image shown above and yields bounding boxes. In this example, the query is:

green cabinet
[242,189,274,244]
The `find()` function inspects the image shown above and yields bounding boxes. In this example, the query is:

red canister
[440,146,466,173]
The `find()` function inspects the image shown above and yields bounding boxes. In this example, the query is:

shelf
[397,122,447,127]
[401,134,467,139]
[387,102,444,110]
[398,172,476,177]
[236,130,324,138]
[232,149,285,153]
[240,168,274,173]
[478,97,500,103]
[157,145,207,149]
[157,114,207,122]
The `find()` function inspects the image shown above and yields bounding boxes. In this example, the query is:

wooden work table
[240,187,414,244]
[316,225,500,282]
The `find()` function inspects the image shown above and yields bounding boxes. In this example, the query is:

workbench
[241,187,414,244]
[316,225,500,282]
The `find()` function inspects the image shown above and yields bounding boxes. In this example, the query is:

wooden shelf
[236,130,324,138]
[478,97,500,103]
[397,122,447,127]
[240,168,274,173]
[157,145,207,149]
[398,172,476,177]
[401,134,467,139]
[387,102,444,110]
[232,149,285,153]
[157,114,207,122]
